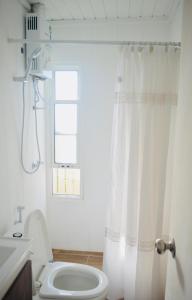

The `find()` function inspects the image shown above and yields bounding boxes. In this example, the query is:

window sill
[51,194,82,202]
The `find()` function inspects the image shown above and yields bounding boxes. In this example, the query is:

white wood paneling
[28,0,182,22]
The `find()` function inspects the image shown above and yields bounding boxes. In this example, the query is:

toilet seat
[24,210,108,300]
[39,262,108,299]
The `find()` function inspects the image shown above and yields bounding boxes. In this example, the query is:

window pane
[53,168,80,196]
[55,104,77,134]
[55,71,78,100]
[55,135,76,164]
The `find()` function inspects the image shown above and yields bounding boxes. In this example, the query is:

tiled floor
[53,249,103,270]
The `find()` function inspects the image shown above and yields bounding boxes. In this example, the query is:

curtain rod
[8,38,181,47]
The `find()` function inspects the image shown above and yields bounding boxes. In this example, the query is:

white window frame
[48,66,82,200]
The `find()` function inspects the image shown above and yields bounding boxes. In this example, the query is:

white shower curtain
[103,46,180,300]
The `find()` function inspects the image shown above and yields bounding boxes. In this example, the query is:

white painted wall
[165,0,192,299]
[47,13,182,252]
[46,44,117,251]
[169,2,183,42]
[0,0,46,235]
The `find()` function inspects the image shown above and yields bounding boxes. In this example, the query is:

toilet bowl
[37,262,108,300]
[23,209,108,300]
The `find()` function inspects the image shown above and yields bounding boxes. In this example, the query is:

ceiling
[28,0,182,23]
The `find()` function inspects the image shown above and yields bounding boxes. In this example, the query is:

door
[165,1,192,299]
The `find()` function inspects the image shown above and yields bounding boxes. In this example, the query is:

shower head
[24,47,42,80]
[13,47,45,82]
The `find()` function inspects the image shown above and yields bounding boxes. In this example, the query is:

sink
[0,237,31,298]
[0,246,15,267]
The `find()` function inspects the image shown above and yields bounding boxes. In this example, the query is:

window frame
[49,67,82,199]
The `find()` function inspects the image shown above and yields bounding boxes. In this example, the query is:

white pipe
[7,38,181,47]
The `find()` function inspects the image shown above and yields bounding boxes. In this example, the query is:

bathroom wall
[169,2,182,42]
[0,0,46,235]
[47,9,182,252]
[46,44,117,251]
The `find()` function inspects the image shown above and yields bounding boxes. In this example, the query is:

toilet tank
[24,210,53,281]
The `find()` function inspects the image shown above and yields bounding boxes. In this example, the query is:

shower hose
[20,79,44,174]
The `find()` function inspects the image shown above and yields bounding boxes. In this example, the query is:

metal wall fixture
[14,206,25,225]
[155,238,176,258]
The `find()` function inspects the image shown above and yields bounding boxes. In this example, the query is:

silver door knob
[155,238,176,258]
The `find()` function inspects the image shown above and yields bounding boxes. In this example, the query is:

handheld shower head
[25,47,42,80]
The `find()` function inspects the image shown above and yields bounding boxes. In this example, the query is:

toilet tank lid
[24,209,53,280]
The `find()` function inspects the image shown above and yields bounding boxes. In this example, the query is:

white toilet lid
[24,209,53,280]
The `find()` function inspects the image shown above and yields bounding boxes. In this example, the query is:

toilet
[12,209,108,300]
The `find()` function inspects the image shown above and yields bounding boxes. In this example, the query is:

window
[52,70,80,197]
